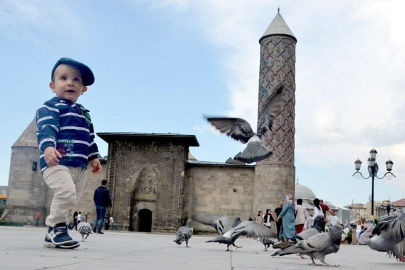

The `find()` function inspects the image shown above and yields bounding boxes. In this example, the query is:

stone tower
[4,119,47,224]
[253,11,296,213]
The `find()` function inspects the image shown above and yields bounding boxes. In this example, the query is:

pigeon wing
[192,213,233,235]
[231,221,275,238]
[373,210,405,241]
[205,117,255,144]
[257,84,284,136]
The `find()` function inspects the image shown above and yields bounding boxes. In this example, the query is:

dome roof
[295,183,316,201]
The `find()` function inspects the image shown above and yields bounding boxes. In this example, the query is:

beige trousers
[43,165,87,227]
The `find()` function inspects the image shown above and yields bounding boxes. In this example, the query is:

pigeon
[77,222,93,242]
[260,238,277,251]
[174,219,193,247]
[204,84,284,164]
[273,215,326,249]
[192,214,238,235]
[204,220,275,251]
[366,210,405,262]
[341,227,351,242]
[272,224,343,267]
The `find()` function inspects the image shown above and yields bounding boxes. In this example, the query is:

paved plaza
[0,226,404,270]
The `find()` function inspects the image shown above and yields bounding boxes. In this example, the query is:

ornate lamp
[354,159,362,171]
[370,148,377,159]
[386,159,393,171]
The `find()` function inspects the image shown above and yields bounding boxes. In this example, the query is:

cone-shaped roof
[260,11,296,43]
[13,118,38,148]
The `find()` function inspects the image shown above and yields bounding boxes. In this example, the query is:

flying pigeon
[271,224,343,267]
[77,222,93,242]
[191,213,238,235]
[366,210,405,262]
[201,218,275,251]
[174,219,193,247]
[273,215,326,249]
[204,84,284,164]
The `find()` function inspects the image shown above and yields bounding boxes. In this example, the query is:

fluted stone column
[253,13,296,214]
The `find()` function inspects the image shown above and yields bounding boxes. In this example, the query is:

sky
[1,0,405,208]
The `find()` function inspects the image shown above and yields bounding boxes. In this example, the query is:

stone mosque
[3,12,299,232]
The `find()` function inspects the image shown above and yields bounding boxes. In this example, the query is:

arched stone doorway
[138,209,152,232]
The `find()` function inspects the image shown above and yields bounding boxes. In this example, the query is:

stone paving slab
[0,226,404,270]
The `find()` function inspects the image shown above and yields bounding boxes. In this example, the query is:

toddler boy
[36,58,102,249]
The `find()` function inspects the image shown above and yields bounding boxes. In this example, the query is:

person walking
[264,209,275,229]
[255,211,264,225]
[35,211,40,226]
[274,201,284,240]
[72,212,78,231]
[77,212,82,224]
[85,212,89,222]
[276,195,296,242]
[93,180,112,234]
[110,216,114,231]
[294,198,308,234]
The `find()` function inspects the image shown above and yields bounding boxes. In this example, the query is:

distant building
[0,186,8,206]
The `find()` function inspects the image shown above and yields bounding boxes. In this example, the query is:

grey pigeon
[272,224,343,267]
[192,213,237,235]
[205,220,275,251]
[366,210,405,262]
[204,84,284,164]
[174,219,193,247]
[273,215,326,249]
[77,222,93,242]
[260,238,277,251]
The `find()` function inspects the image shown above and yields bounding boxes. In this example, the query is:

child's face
[50,64,87,103]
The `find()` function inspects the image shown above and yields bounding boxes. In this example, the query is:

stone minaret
[253,11,296,213]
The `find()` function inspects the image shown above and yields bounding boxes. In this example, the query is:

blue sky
[1,0,405,208]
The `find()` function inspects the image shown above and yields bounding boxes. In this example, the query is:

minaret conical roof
[259,11,296,43]
[12,118,38,148]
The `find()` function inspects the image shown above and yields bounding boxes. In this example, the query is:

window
[2,199,6,205]
[32,162,38,171]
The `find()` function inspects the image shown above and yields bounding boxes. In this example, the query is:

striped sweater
[36,97,99,173]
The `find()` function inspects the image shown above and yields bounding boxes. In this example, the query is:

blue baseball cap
[51,58,95,86]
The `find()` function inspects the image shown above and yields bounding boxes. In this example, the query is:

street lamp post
[352,148,396,216]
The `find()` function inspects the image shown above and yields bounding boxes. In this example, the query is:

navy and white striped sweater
[36,97,99,173]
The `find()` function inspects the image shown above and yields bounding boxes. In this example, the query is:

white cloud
[138,0,405,204]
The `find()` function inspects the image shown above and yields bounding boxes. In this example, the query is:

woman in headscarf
[276,194,296,241]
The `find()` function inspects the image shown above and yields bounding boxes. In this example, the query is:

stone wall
[184,164,255,232]
[73,160,108,224]
[5,146,47,224]
[254,163,295,215]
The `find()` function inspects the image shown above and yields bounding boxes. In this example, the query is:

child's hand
[90,158,102,174]
[44,147,62,167]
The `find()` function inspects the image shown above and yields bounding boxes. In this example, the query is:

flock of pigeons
[72,210,405,266]
[173,210,405,266]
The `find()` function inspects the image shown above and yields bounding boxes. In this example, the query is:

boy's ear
[82,86,87,94]
[49,82,56,93]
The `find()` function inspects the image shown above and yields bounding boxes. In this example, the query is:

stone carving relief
[258,37,296,164]
[127,165,160,197]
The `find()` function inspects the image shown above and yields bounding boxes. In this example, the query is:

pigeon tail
[235,136,271,164]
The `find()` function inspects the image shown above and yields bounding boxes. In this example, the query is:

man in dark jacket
[93,180,112,234]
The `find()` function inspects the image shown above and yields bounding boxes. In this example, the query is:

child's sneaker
[46,224,79,248]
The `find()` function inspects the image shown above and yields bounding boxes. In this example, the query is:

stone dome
[295,183,316,201]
